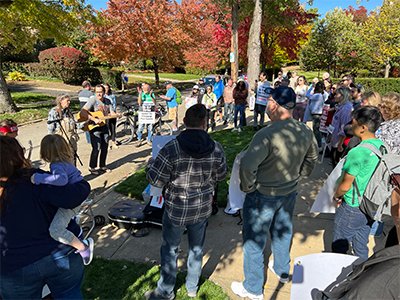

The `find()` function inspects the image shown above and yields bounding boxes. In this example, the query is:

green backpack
[174,88,182,105]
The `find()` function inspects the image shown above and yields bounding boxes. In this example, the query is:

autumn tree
[345,5,369,24]
[361,0,400,78]
[0,0,93,114]
[87,0,205,84]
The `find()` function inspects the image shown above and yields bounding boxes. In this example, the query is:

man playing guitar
[80,84,117,175]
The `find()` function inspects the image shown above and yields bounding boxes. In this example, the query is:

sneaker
[231,128,238,132]
[268,260,289,283]
[231,281,263,300]
[146,140,152,146]
[144,289,174,300]
[136,140,143,148]
[187,290,197,298]
[88,168,100,175]
[100,167,111,173]
[79,237,94,265]
[237,127,242,133]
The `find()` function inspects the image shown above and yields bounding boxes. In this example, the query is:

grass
[115,127,256,207]
[26,75,63,82]
[83,258,229,299]
[128,72,199,81]
[0,92,80,124]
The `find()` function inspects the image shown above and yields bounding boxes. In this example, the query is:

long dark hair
[0,136,31,212]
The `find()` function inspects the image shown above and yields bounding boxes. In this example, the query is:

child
[0,119,18,138]
[31,134,94,265]
[332,106,384,259]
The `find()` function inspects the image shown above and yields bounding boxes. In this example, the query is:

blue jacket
[0,169,90,274]
[213,80,224,100]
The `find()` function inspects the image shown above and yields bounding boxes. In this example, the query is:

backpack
[354,143,400,222]
[312,245,400,300]
[174,88,182,105]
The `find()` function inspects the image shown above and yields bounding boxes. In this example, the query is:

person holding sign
[137,83,156,147]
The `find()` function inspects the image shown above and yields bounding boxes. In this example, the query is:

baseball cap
[193,85,199,90]
[271,86,296,110]
[164,81,172,86]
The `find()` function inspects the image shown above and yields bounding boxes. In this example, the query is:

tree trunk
[246,0,262,90]
[230,0,239,82]
[385,58,390,78]
[0,67,17,114]
[152,58,160,86]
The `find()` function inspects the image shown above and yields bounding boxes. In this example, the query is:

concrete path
[14,90,387,300]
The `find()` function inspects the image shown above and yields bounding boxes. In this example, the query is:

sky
[87,0,383,16]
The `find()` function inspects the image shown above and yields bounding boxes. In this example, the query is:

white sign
[138,111,156,124]
[229,52,235,63]
[185,96,198,109]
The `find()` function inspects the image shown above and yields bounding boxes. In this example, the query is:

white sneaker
[268,261,289,283]
[231,281,263,300]
[238,127,242,133]
[187,290,197,298]
[231,127,238,132]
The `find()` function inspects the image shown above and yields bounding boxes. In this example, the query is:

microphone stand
[52,119,83,167]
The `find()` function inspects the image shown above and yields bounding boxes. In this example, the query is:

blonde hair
[362,91,381,107]
[40,134,73,164]
[380,92,400,121]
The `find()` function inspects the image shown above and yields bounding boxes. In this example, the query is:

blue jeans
[234,104,246,128]
[224,103,234,123]
[242,190,297,295]
[157,212,208,298]
[253,104,266,128]
[137,123,153,142]
[332,201,370,259]
[0,248,84,299]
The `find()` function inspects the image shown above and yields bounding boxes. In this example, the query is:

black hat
[164,81,172,86]
[271,86,296,110]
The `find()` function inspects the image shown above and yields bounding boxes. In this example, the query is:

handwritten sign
[138,111,156,124]
[185,96,198,109]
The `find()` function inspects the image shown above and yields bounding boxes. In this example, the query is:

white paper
[149,195,164,208]
[138,111,156,124]
[225,151,247,213]
[185,96,198,109]
[290,253,359,300]
[152,135,177,158]
[310,159,345,214]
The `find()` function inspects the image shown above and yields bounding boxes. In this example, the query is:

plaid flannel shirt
[147,138,227,226]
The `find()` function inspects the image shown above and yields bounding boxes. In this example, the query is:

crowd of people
[0,69,399,300]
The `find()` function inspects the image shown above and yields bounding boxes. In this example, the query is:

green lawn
[115,127,256,207]
[26,75,63,82]
[0,92,80,124]
[128,72,199,81]
[83,258,229,299]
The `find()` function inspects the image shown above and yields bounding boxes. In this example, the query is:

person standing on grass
[213,75,225,122]
[145,104,227,300]
[232,80,248,132]
[160,81,178,132]
[223,78,235,125]
[231,89,317,300]
[253,71,270,131]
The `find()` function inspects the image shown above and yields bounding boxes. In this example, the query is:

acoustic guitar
[76,111,119,132]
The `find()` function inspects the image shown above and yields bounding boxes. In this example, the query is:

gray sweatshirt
[240,118,318,196]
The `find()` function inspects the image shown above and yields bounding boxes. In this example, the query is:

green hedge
[331,78,400,95]
[99,68,122,89]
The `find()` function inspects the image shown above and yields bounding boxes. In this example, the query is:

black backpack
[311,245,400,300]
